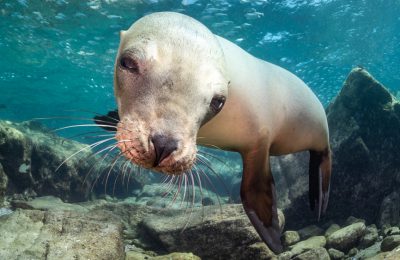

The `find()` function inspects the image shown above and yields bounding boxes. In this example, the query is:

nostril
[151,134,178,167]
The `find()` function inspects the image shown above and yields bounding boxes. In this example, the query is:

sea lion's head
[112,12,229,175]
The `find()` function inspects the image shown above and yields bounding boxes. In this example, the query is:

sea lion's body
[95,12,332,253]
[198,36,329,155]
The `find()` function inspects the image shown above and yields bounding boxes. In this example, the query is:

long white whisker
[197,154,231,199]
[198,149,235,172]
[33,116,118,123]
[64,131,115,141]
[87,144,121,190]
[182,171,196,231]
[55,137,116,172]
[53,124,118,132]
[180,173,188,207]
[195,161,223,212]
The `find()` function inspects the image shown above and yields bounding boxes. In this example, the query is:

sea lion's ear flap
[93,109,119,132]
[240,156,283,253]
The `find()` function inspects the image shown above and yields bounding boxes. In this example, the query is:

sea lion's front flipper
[309,148,332,220]
[93,109,119,131]
[240,150,283,253]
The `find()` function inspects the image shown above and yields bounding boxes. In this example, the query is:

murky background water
[1,0,399,126]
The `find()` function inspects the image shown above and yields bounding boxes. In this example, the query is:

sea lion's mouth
[115,121,196,175]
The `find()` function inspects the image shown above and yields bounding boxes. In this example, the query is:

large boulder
[279,68,400,228]
[141,204,284,259]
[378,191,400,228]
[325,68,400,224]
[326,222,366,252]
[0,120,142,202]
[288,236,326,256]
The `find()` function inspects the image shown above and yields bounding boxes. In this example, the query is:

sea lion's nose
[151,134,178,167]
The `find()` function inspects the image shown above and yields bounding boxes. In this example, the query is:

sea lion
[94,12,332,253]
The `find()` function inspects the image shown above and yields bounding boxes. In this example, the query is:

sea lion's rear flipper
[240,152,283,254]
[309,148,332,220]
[93,109,119,131]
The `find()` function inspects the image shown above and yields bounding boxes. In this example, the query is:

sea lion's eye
[210,95,226,113]
[120,56,139,73]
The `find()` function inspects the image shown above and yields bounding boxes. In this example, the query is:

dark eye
[120,56,139,73]
[210,95,226,113]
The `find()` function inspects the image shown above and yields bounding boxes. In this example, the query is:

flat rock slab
[126,251,201,260]
[142,204,282,260]
[288,236,326,256]
[0,208,124,260]
[11,195,88,212]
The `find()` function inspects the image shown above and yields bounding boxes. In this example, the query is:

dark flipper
[93,109,119,131]
[240,150,283,254]
[309,148,332,220]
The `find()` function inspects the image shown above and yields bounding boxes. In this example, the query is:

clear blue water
[1,0,399,126]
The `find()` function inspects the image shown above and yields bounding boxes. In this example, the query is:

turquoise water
[0,0,399,125]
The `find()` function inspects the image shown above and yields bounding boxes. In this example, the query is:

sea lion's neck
[197,36,274,153]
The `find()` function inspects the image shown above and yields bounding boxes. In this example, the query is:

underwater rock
[380,235,400,252]
[0,163,7,206]
[288,236,326,256]
[271,152,309,213]
[378,191,400,228]
[353,241,382,259]
[348,247,358,256]
[345,216,366,225]
[0,120,142,202]
[0,208,124,260]
[324,223,341,237]
[11,195,88,212]
[280,68,400,228]
[368,245,400,260]
[292,247,330,260]
[0,207,13,217]
[133,183,224,209]
[141,204,283,259]
[282,230,300,247]
[327,248,345,260]
[383,226,400,236]
[326,222,366,252]
[360,225,379,249]
[125,251,201,260]
[297,224,324,240]
[325,68,400,225]
[0,120,92,202]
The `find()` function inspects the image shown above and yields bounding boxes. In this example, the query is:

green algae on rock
[327,222,366,253]
[288,236,326,257]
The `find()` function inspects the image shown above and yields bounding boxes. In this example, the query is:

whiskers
[33,111,144,197]
[33,110,231,231]
[147,150,232,232]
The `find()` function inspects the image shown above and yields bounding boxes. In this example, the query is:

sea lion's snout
[115,118,197,175]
